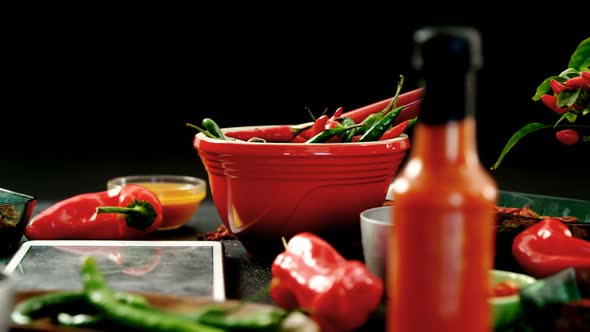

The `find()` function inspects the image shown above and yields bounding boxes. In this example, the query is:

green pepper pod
[356,75,405,136]
[305,124,362,144]
[340,117,357,142]
[358,105,406,142]
[11,291,92,324]
[80,255,223,332]
[11,289,150,326]
[202,118,227,140]
[188,305,289,330]
[57,312,105,328]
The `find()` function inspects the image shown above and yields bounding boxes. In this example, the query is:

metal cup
[360,205,392,282]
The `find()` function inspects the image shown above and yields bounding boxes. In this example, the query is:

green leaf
[559,68,580,78]
[490,123,553,170]
[532,76,556,101]
[568,37,590,71]
[556,89,580,107]
[565,112,578,123]
[553,113,570,127]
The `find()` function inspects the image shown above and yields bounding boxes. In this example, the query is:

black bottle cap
[412,26,482,124]
[412,26,482,74]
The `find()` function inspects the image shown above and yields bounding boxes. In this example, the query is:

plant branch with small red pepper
[491,37,590,170]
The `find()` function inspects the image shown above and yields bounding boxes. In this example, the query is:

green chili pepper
[340,117,357,142]
[80,255,223,332]
[187,305,289,330]
[57,312,105,327]
[358,105,406,142]
[356,75,405,136]
[202,118,227,140]
[11,289,151,326]
[11,291,92,324]
[305,124,362,144]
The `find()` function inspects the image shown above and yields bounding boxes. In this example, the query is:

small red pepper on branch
[556,128,579,145]
[549,79,570,94]
[512,217,590,278]
[25,184,163,240]
[269,232,383,332]
[540,94,569,114]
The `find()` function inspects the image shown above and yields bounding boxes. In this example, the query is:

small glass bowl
[107,175,207,231]
[0,187,36,256]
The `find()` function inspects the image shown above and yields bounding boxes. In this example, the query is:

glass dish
[107,175,207,231]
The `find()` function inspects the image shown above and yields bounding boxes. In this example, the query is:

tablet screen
[3,240,225,301]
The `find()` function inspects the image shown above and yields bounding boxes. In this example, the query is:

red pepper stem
[96,206,147,216]
[96,199,158,231]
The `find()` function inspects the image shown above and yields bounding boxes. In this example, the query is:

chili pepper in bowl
[378,117,418,141]
[358,105,405,142]
[202,118,226,140]
[224,125,308,142]
[24,184,163,240]
[270,232,383,332]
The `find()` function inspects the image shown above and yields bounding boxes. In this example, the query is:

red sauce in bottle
[387,27,498,332]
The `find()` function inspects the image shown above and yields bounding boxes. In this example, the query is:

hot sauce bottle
[387,26,498,331]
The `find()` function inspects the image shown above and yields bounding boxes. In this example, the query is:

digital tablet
[3,240,226,301]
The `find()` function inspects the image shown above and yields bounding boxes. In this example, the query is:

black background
[2,5,589,201]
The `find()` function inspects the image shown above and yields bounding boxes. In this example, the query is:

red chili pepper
[550,79,570,94]
[290,114,330,142]
[540,94,568,114]
[24,184,163,240]
[378,117,418,140]
[224,125,306,142]
[270,232,383,332]
[330,106,343,120]
[512,218,590,278]
[556,129,579,146]
[582,71,590,81]
[304,114,329,138]
[341,87,424,124]
[564,76,590,90]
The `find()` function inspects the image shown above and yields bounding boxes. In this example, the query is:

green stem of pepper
[185,123,217,139]
[95,199,158,231]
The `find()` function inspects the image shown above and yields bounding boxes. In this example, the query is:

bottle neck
[419,72,476,125]
[411,116,480,165]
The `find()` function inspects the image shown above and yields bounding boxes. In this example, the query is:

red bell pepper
[512,217,590,278]
[269,232,383,332]
[25,184,163,240]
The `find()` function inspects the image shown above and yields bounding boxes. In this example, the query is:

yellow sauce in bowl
[137,182,206,230]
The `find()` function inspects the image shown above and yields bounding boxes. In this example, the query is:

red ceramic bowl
[193,129,411,261]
